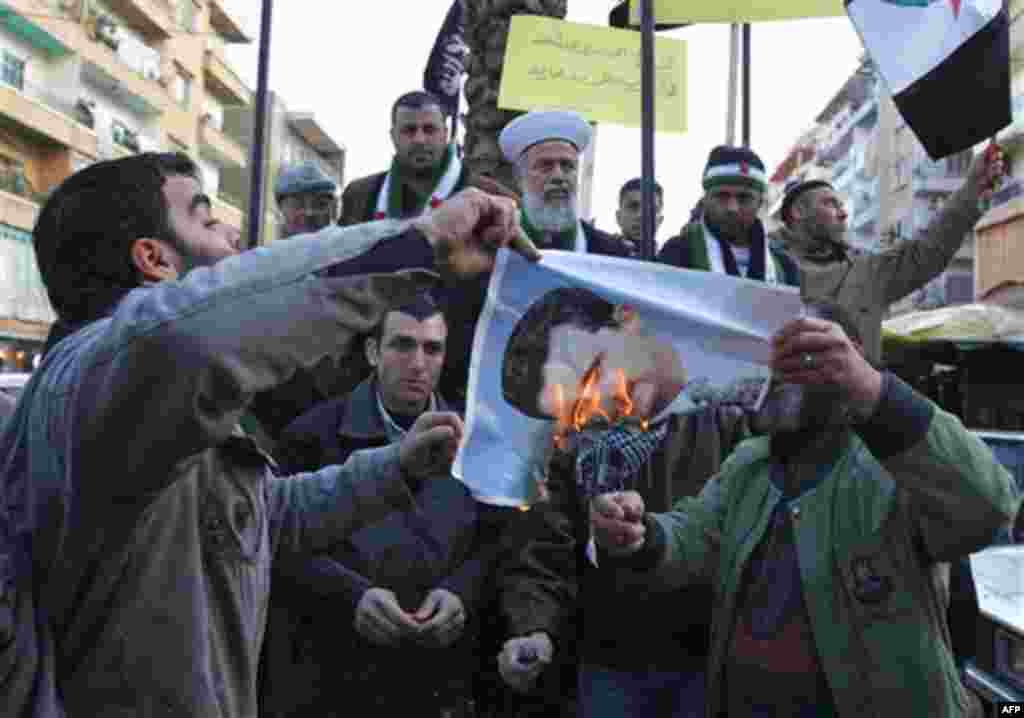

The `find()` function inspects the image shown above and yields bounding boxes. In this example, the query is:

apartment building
[222,90,345,247]
[0,0,252,368]
[769,56,975,313]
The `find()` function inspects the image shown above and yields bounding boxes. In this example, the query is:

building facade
[973,0,1024,305]
[769,56,975,314]
[221,91,345,247]
[0,0,253,368]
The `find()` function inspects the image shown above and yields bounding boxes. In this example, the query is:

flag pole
[726,23,739,145]
[741,23,751,147]
[640,0,656,262]
[247,0,274,248]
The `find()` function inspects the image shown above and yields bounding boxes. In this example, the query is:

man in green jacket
[590,301,1018,717]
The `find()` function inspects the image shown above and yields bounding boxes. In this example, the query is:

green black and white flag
[846,0,1010,159]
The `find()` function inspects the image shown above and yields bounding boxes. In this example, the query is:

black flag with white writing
[424,0,468,121]
[846,0,1010,159]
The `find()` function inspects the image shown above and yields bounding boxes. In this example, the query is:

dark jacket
[340,167,472,227]
[658,220,801,287]
[262,378,493,717]
[439,222,630,412]
[500,407,751,673]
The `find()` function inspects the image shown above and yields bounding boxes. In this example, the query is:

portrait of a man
[501,287,688,426]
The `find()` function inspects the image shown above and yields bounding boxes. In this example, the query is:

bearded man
[340,91,467,225]
[590,300,1014,718]
[438,111,629,414]
[772,145,1004,363]
[659,146,798,287]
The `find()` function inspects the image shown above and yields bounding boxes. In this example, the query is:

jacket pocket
[839,537,917,622]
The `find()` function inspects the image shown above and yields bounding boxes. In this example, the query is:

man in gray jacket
[773,146,1004,363]
[0,152,536,717]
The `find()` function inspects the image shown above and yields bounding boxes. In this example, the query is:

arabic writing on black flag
[423,0,468,121]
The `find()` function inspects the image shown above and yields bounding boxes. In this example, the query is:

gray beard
[524,192,577,234]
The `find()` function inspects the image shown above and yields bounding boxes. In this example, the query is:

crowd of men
[0,86,1018,718]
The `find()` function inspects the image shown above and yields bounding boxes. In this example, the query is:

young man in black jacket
[263,295,493,718]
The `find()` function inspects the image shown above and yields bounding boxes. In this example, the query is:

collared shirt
[376,390,438,442]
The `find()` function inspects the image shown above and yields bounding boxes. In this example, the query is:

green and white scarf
[373,143,462,220]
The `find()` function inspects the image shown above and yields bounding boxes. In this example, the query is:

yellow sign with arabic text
[498,16,687,134]
[629,0,844,24]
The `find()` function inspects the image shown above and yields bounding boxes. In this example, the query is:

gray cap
[275,162,338,200]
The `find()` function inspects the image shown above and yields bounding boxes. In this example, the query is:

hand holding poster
[453,250,804,507]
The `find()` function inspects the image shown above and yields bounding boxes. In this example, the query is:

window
[173,66,191,109]
[111,120,139,152]
[176,0,197,32]
[1,51,25,91]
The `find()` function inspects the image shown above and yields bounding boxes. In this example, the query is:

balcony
[204,49,249,106]
[211,194,243,228]
[0,80,99,159]
[102,0,173,41]
[199,119,247,168]
[0,0,73,57]
[0,185,39,232]
[79,32,168,116]
[208,0,250,43]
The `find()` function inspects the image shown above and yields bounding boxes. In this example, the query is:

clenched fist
[498,632,554,693]
[590,491,647,556]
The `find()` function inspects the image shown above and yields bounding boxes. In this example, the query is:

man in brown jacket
[772,146,1004,363]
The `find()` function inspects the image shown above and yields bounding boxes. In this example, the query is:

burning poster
[453,249,805,507]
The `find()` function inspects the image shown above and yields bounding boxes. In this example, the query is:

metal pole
[741,23,751,147]
[640,0,656,261]
[247,0,274,248]
[726,23,739,145]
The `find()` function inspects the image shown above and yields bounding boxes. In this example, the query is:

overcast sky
[224,1,866,243]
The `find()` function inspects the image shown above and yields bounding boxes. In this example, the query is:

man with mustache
[658,146,799,287]
[589,301,1014,717]
[340,90,466,226]
[262,295,495,717]
[276,161,340,239]
[772,145,1004,364]
[439,110,629,417]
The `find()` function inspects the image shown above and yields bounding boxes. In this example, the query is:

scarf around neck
[703,217,771,282]
[374,144,462,220]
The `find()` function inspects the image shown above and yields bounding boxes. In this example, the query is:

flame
[551,356,652,449]
[611,368,633,419]
[572,355,610,431]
